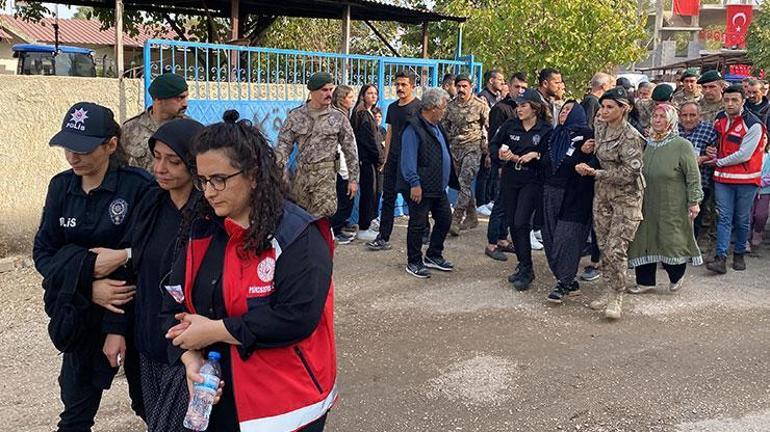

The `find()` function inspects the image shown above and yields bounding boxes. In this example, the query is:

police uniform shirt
[34,166,152,277]
[490,117,552,186]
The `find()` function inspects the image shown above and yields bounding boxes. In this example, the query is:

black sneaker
[512,267,534,291]
[567,280,581,297]
[424,255,454,272]
[733,253,746,271]
[367,237,392,251]
[547,282,570,304]
[507,264,522,283]
[406,262,431,278]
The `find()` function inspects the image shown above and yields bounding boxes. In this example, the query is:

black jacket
[541,127,595,224]
[490,117,552,185]
[488,95,517,143]
[42,245,116,389]
[396,115,460,198]
[351,109,382,165]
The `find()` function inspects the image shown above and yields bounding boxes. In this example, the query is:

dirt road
[2,220,769,432]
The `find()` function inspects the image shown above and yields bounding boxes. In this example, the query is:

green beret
[681,68,699,80]
[652,84,674,102]
[307,72,334,91]
[148,73,188,100]
[599,87,630,106]
[697,70,723,85]
[454,73,472,85]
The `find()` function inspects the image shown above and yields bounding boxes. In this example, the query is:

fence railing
[142,39,483,110]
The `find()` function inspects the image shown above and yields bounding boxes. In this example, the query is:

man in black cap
[276,72,358,219]
[698,70,726,123]
[123,72,189,171]
[672,68,702,108]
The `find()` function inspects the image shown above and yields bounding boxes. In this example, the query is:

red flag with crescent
[725,4,753,48]
[673,0,700,17]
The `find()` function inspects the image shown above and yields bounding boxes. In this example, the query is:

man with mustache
[276,72,359,219]
[122,73,189,172]
[442,74,490,236]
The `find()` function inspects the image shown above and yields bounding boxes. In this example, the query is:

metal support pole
[115,0,124,78]
[421,22,429,58]
[653,0,664,68]
[231,0,240,41]
[341,5,351,85]
[455,23,464,60]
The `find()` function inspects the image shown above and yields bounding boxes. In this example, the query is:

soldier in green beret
[672,68,702,109]
[442,74,490,235]
[122,73,189,171]
[276,72,359,219]
[698,70,725,123]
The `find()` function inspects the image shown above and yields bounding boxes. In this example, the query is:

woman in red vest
[162,110,337,432]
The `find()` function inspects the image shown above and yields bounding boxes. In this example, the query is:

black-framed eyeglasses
[193,170,243,191]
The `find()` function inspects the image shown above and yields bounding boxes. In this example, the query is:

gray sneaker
[580,265,601,281]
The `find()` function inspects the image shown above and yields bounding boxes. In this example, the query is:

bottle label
[194,373,220,392]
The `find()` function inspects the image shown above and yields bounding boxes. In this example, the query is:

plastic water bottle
[183,351,222,431]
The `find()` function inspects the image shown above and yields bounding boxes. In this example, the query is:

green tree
[746,1,770,73]
[438,0,647,93]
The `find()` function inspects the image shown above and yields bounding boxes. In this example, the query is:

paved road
[2,219,768,431]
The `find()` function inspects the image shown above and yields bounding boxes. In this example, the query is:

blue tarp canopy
[12,44,94,55]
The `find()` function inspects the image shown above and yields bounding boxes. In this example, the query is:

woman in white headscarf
[627,103,703,294]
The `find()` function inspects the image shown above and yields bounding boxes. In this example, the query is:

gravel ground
[1,218,769,432]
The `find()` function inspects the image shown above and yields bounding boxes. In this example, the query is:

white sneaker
[534,230,543,243]
[370,218,380,232]
[356,229,378,242]
[476,205,492,216]
[530,231,544,250]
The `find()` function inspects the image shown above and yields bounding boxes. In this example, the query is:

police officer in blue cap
[34,102,151,430]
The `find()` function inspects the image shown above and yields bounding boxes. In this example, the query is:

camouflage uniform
[635,99,655,133]
[671,90,702,110]
[276,104,358,218]
[699,99,723,124]
[441,95,490,230]
[592,120,645,298]
[121,107,186,172]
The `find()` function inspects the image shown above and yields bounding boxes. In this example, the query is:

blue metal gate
[142,39,482,218]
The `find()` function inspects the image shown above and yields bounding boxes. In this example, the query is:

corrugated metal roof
[0,15,175,47]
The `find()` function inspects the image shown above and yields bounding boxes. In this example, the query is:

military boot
[604,290,623,320]
[460,202,479,230]
[589,291,609,311]
[449,208,463,236]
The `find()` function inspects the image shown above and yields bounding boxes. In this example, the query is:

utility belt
[298,159,339,172]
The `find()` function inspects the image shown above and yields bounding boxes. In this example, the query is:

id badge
[566,147,575,157]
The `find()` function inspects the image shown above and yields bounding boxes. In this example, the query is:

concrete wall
[0,75,144,256]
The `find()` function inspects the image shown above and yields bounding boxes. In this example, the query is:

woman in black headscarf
[540,101,596,303]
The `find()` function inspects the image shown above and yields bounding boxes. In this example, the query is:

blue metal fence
[142,39,481,219]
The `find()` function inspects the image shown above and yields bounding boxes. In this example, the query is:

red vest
[183,216,337,432]
[713,110,766,185]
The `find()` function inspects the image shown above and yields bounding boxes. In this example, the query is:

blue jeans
[714,182,758,257]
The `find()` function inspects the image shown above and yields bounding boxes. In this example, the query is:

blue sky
[3,2,78,17]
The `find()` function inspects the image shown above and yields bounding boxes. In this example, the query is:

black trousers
[330,174,354,235]
[486,182,509,245]
[358,162,378,231]
[405,194,451,265]
[502,182,542,269]
[378,159,399,242]
[634,262,687,286]
[475,158,491,206]
[693,187,712,239]
[57,348,143,432]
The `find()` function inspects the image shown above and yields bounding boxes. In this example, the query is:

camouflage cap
[454,73,473,85]
[697,70,723,85]
[307,72,334,91]
[599,87,631,107]
[652,84,674,102]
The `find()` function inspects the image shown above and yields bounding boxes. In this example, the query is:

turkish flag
[674,0,700,17]
[725,4,753,48]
